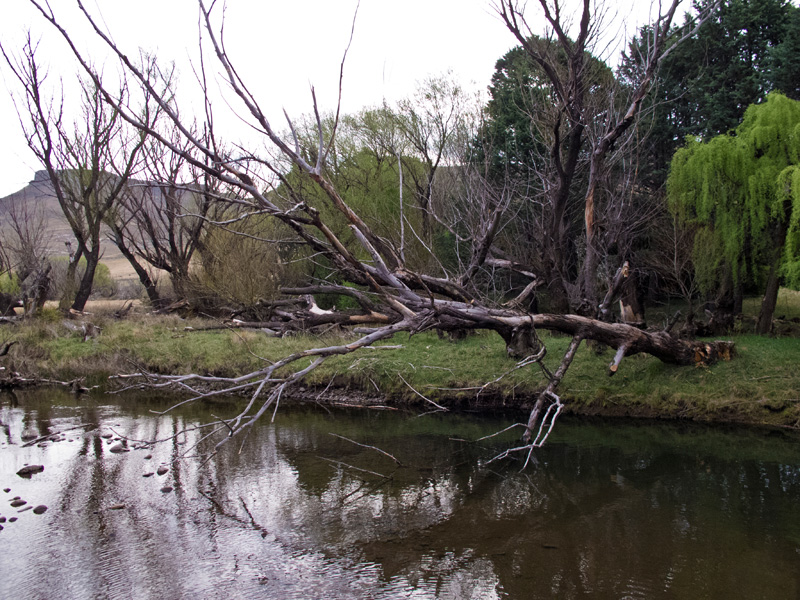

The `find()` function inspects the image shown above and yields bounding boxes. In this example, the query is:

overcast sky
[0,0,660,198]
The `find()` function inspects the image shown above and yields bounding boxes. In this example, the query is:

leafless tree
[494,0,717,317]
[109,118,225,307]
[0,191,52,315]
[644,211,702,331]
[394,74,475,238]
[24,0,730,458]
[3,193,48,280]
[1,35,154,312]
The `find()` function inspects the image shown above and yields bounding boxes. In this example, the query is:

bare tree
[493,0,716,317]
[1,190,51,315]
[109,117,225,307]
[3,192,48,280]
[24,0,731,458]
[644,211,704,331]
[1,36,154,312]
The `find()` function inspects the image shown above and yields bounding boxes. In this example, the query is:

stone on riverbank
[16,465,44,477]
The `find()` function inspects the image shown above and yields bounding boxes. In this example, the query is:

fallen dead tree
[185,293,393,334]
[17,0,723,461]
[0,367,90,393]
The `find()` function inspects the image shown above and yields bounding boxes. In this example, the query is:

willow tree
[668,92,800,333]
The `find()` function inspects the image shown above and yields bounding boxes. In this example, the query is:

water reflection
[1,390,800,599]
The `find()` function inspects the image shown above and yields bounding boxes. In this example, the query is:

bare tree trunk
[58,246,82,312]
[111,228,163,307]
[757,206,790,334]
[757,263,781,335]
[72,249,99,312]
[22,263,50,317]
[619,269,646,327]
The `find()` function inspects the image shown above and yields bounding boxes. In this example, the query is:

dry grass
[43,299,144,312]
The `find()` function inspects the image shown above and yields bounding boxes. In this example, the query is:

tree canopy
[625,0,800,189]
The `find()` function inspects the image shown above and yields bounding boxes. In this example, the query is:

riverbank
[2,305,800,430]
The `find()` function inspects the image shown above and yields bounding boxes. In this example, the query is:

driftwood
[0,368,90,393]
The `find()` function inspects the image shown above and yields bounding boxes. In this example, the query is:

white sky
[0,0,663,198]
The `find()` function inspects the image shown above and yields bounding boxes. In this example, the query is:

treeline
[1,0,799,335]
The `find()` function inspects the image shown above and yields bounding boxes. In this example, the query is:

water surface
[1,390,799,599]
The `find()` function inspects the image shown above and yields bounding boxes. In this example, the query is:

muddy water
[1,390,800,599]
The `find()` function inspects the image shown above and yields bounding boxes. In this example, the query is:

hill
[0,171,138,285]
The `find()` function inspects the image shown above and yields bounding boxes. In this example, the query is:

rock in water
[10,499,26,508]
[160,486,173,494]
[156,466,168,476]
[33,505,48,515]
[16,465,44,477]
[107,504,125,511]
[109,443,127,454]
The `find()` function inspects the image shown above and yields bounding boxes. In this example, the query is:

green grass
[2,305,800,430]
[742,288,800,320]
[557,334,800,425]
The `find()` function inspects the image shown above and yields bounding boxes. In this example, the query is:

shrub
[0,272,21,295]
[196,214,308,307]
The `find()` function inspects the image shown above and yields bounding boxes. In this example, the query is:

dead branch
[330,433,405,467]
[397,373,448,412]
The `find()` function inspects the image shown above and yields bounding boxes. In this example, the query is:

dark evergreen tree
[624,0,800,190]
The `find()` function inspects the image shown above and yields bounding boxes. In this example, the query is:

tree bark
[112,227,163,308]
[71,249,100,312]
[757,205,790,334]
[757,265,781,335]
[527,313,732,367]
[619,269,646,327]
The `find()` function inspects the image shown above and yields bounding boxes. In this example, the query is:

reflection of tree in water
[4,395,800,599]
[0,391,17,442]
[352,427,800,599]
[188,410,800,598]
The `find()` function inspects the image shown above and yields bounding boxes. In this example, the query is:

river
[1,390,799,599]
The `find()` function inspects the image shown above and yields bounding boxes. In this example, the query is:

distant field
[102,256,138,284]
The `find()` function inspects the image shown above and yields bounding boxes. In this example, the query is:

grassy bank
[3,303,800,430]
